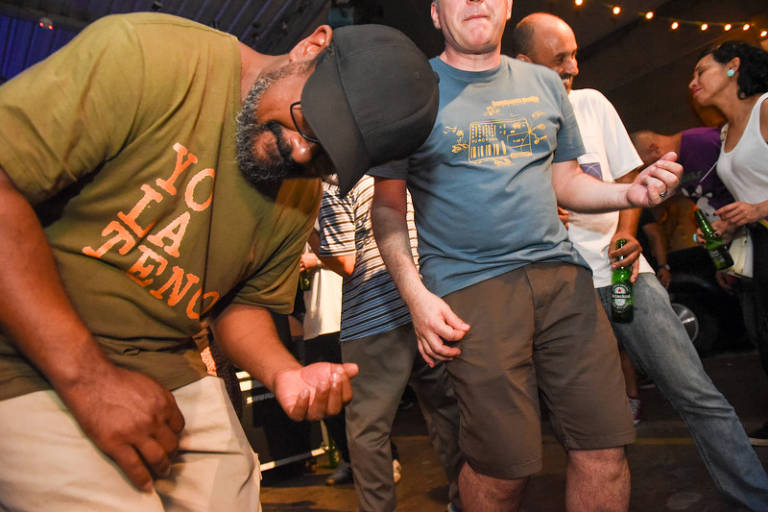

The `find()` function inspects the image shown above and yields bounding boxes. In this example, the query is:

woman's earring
[727,69,735,77]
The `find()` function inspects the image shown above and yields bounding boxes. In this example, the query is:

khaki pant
[0,376,261,511]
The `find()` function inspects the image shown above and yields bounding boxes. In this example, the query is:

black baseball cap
[301,24,439,194]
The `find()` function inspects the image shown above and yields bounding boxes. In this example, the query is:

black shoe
[325,461,353,485]
[748,422,768,447]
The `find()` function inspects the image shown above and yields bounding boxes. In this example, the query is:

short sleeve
[367,159,409,180]
[552,82,585,163]
[318,185,356,257]
[0,15,144,204]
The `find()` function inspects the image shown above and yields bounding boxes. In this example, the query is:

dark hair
[700,40,768,99]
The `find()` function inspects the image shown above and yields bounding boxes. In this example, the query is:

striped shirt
[318,176,419,342]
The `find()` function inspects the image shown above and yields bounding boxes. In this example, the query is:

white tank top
[716,91,768,204]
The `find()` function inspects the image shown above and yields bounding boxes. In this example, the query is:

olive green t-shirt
[0,13,320,400]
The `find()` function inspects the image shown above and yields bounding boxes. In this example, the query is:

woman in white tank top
[689,40,768,446]
[689,40,768,230]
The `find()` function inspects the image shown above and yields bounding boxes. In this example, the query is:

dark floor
[259,349,768,511]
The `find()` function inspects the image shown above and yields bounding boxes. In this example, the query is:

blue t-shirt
[372,56,587,298]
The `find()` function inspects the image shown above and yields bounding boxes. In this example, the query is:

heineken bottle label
[611,283,632,312]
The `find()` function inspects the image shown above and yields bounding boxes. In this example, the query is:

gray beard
[235,65,306,187]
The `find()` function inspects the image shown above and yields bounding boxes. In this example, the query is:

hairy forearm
[318,253,355,278]
[615,170,641,236]
[371,180,425,306]
[213,304,302,391]
[0,170,111,390]
[553,163,633,213]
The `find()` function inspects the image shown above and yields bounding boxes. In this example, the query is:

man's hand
[626,152,682,208]
[408,288,469,367]
[273,362,359,421]
[715,201,766,228]
[57,364,185,492]
[656,267,672,288]
[609,234,641,283]
[557,206,570,229]
[300,252,321,273]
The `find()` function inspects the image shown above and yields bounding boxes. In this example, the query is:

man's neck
[439,45,502,72]
[238,43,286,102]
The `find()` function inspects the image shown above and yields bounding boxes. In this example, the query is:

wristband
[660,264,671,271]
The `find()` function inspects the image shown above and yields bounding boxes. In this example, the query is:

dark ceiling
[2,0,768,131]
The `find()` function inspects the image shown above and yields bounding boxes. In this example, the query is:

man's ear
[430,2,441,30]
[516,53,533,63]
[289,25,332,63]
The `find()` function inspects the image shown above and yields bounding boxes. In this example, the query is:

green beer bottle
[611,239,633,323]
[299,270,312,291]
[694,209,733,270]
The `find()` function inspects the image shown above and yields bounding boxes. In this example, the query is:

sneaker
[748,422,768,447]
[392,459,402,485]
[628,397,641,426]
[325,460,353,486]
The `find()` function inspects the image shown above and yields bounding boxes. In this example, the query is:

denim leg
[597,273,768,510]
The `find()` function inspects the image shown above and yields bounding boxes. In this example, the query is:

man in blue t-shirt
[370,1,683,510]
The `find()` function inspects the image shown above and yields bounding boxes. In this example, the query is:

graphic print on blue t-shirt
[580,161,602,180]
[443,96,552,163]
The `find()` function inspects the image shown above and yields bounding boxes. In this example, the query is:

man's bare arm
[371,178,468,366]
[212,304,358,420]
[0,167,184,491]
[552,153,681,212]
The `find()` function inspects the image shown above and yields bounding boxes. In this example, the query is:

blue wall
[0,15,77,81]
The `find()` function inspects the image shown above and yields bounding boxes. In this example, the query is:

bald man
[513,13,768,511]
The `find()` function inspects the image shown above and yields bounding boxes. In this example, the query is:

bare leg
[566,448,630,512]
[459,462,527,512]
[620,350,639,399]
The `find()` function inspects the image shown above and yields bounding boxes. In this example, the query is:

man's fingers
[324,372,344,416]
[335,369,354,404]
[153,424,180,460]
[164,395,185,434]
[135,437,173,479]
[434,312,469,343]
[417,340,436,367]
[341,362,359,379]
[304,378,330,420]
[288,389,310,421]
[112,445,155,492]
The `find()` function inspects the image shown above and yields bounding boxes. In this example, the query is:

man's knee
[569,447,627,472]
[460,463,528,503]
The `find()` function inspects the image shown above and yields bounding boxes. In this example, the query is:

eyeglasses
[290,101,320,144]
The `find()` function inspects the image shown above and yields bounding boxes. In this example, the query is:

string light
[585,2,766,38]
[574,0,583,6]
[38,16,53,30]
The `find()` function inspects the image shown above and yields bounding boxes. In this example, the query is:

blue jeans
[597,273,768,510]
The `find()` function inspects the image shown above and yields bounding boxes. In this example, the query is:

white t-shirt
[716,92,768,205]
[567,88,653,288]
[302,214,343,340]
